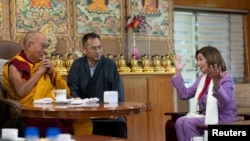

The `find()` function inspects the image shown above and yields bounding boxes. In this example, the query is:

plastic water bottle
[46,127,60,141]
[25,127,40,141]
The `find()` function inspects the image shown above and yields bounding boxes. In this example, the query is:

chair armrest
[197,120,250,131]
[0,98,21,117]
[164,112,188,121]
[237,113,250,120]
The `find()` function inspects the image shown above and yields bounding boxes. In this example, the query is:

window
[174,11,196,87]
[174,10,244,86]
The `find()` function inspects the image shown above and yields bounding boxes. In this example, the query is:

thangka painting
[15,0,68,34]
[127,0,170,37]
[0,0,3,29]
[76,0,122,36]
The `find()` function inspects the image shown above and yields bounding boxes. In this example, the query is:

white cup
[1,128,18,141]
[58,133,71,141]
[104,91,118,103]
[52,89,67,101]
[191,136,204,141]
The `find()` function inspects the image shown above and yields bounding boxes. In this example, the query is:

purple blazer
[171,73,238,122]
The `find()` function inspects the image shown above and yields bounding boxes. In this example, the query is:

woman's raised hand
[173,54,186,75]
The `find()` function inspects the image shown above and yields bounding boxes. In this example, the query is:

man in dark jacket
[67,32,126,138]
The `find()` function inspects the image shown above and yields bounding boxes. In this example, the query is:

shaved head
[23,30,44,47]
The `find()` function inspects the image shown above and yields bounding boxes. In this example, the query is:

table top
[72,134,127,141]
[21,102,147,119]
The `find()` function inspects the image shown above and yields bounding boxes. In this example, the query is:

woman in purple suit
[171,46,238,141]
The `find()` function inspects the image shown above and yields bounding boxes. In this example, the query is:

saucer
[54,99,70,104]
[69,99,83,105]
[34,98,53,104]
[17,137,25,141]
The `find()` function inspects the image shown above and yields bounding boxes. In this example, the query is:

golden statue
[118,54,130,72]
[40,25,57,58]
[142,55,154,72]
[113,55,119,68]
[50,54,56,66]
[54,54,68,75]
[161,55,168,68]
[152,55,165,72]
[65,54,74,71]
[165,55,175,73]
[130,54,143,72]
[106,54,113,60]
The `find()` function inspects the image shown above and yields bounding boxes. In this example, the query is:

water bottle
[46,127,60,141]
[25,127,40,141]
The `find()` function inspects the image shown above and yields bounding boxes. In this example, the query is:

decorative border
[13,0,70,35]
[75,0,124,38]
[0,0,3,29]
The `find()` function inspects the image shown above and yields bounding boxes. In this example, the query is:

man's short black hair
[82,32,101,47]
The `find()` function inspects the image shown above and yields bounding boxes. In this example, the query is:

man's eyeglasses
[87,45,102,51]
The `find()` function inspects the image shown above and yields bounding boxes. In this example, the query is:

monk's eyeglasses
[30,42,50,49]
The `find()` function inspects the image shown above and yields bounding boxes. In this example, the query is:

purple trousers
[175,116,205,141]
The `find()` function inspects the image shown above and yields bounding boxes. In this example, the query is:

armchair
[164,112,187,141]
[0,40,24,137]
[0,40,22,60]
[164,83,250,141]
[234,83,250,120]
[0,40,22,80]
[0,82,24,137]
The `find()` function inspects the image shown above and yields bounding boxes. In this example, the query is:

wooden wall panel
[123,77,148,141]
[121,73,174,141]
[148,75,174,141]
[204,0,229,8]
[174,0,250,9]
[224,0,249,9]
[173,0,206,6]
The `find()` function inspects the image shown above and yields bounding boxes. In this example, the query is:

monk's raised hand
[41,59,53,74]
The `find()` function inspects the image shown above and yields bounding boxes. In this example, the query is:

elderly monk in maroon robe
[2,30,73,137]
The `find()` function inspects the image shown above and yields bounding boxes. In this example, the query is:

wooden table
[72,135,127,141]
[21,102,146,119]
